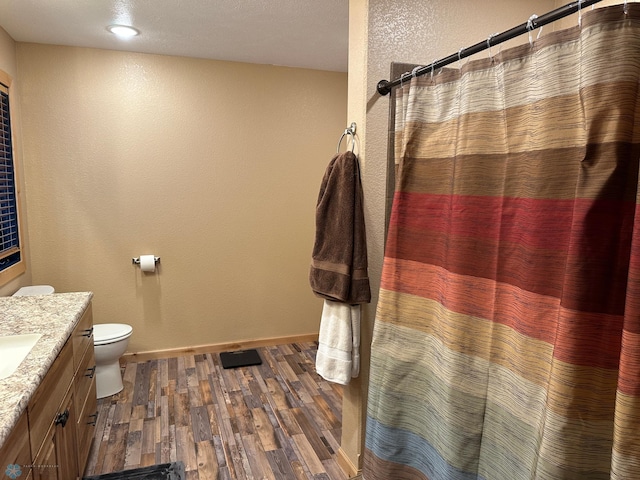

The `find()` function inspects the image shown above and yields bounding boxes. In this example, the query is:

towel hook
[337,122,357,153]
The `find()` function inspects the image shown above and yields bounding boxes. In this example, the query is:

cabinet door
[33,386,78,480]
[29,340,73,457]
[55,387,78,480]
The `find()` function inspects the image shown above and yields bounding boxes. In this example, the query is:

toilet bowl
[93,323,133,399]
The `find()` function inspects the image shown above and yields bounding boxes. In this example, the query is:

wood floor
[83,342,348,480]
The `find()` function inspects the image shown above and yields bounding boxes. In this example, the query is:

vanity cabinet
[28,302,97,480]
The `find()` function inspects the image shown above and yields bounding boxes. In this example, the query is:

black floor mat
[220,348,262,368]
[83,462,185,479]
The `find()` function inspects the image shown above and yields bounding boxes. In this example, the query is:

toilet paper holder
[132,256,160,265]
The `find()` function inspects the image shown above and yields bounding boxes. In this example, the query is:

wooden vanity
[0,293,96,480]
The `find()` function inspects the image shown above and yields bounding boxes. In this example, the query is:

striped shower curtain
[364,5,640,480]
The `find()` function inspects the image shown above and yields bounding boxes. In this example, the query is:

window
[0,72,24,283]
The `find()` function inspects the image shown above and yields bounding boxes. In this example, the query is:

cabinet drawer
[28,339,73,456]
[0,409,31,479]
[74,345,96,415]
[72,303,93,372]
[76,375,98,475]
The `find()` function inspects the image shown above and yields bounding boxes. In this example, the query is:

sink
[0,333,42,380]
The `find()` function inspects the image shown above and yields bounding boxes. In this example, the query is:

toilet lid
[94,323,132,344]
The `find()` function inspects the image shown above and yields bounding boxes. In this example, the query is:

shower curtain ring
[400,71,411,88]
[527,14,538,46]
[578,0,583,26]
[487,33,498,58]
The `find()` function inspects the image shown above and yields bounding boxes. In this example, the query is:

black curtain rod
[377,0,603,96]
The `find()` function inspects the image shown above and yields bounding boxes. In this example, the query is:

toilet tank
[12,285,55,296]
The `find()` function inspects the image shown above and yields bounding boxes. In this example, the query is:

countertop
[0,292,93,450]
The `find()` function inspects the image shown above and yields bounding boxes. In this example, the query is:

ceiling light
[107,25,140,37]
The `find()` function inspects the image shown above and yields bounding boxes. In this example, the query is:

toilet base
[95,361,124,399]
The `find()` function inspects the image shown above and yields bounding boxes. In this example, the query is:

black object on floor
[83,462,185,480]
[220,348,262,369]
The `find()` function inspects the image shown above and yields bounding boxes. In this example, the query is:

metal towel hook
[337,122,357,153]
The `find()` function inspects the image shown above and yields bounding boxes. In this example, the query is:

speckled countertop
[0,292,93,450]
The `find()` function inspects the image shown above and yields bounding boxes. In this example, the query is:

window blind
[0,81,20,269]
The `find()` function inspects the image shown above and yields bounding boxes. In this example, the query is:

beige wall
[343,0,558,471]
[0,27,32,297]
[16,44,347,353]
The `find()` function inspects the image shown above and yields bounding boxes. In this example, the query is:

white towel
[315,300,361,385]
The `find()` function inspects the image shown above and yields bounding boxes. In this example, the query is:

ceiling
[0,0,349,72]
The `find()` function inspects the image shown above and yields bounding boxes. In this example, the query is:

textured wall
[17,44,347,352]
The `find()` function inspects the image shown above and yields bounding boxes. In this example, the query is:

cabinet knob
[87,411,99,426]
[85,365,96,378]
[55,409,70,428]
[82,326,94,338]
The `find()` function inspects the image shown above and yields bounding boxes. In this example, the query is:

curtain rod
[377,0,604,96]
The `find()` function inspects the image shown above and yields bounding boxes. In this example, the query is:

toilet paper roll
[139,254,156,273]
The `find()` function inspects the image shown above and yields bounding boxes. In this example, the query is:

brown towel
[310,151,371,304]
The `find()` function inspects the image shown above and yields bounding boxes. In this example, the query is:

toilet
[93,323,133,399]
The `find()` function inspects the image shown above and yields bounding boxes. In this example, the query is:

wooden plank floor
[84,342,347,480]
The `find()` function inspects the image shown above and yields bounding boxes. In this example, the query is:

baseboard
[337,448,361,478]
[121,333,319,363]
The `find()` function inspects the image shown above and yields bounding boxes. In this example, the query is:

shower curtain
[364,5,640,480]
